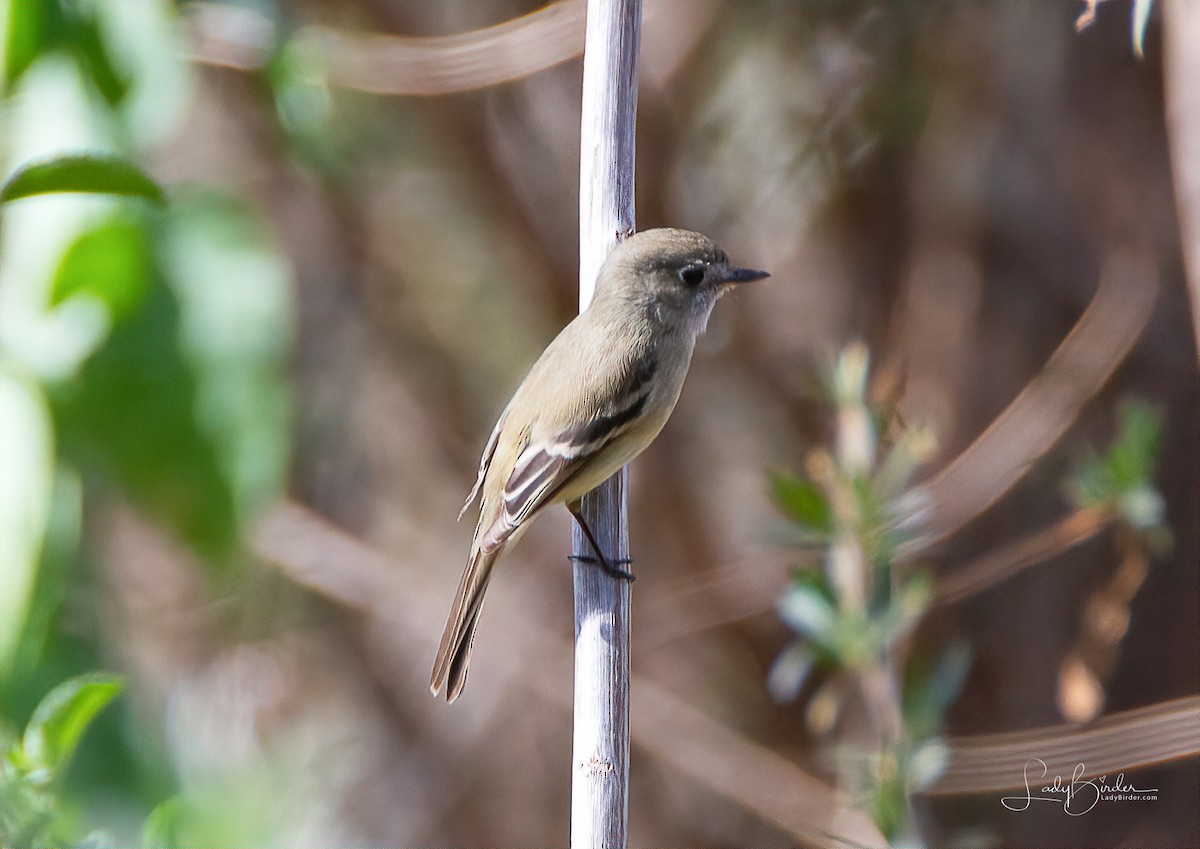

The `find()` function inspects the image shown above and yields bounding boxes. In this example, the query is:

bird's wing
[475,351,657,553]
[459,400,511,519]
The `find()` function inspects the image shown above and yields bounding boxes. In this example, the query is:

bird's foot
[568,554,636,582]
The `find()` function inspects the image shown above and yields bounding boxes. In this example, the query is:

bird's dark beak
[717,266,770,285]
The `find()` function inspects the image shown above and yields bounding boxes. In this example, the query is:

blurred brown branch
[185,0,586,92]
[253,501,886,848]
[933,506,1115,606]
[1164,0,1200,360]
[307,2,587,96]
[185,0,713,96]
[907,249,1159,553]
[928,694,1200,795]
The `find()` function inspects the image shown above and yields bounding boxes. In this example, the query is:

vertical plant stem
[572,1,641,848]
[1164,0,1200,361]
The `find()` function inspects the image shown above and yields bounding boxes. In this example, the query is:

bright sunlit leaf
[1,153,164,203]
[21,673,122,777]
[50,216,151,322]
[0,369,53,672]
[162,194,294,533]
[51,193,292,565]
[2,0,56,88]
[777,580,837,641]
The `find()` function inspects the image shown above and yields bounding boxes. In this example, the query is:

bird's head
[596,228,769,334]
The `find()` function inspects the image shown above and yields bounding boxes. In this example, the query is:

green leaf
[69,11,130,107]
[2,0,67,89]
[1132,0,1153,58]
[50,216,151,322]
[142,796,187,848]
[21,673,122,777]
[266,38,342,171]
[867,761,908,842]
[161,195,293,536]
[770,471,833,534]
[0,370,54,672]
[5,470,83,685]
[902,643,971,741]
[777,580,837,641]
[1107,401,1160,490]
[90,0,192,144]
[1069,399,1162,513]
[51,194,292,563]
[1,153,164,203]
[767,641,815,703]
[52,278,240,559]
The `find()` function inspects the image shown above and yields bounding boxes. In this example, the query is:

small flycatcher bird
[430,228,768,701]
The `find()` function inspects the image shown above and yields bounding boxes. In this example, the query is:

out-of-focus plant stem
[1164,0,1200,361]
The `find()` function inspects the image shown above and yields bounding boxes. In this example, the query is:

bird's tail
[430,543,503,702]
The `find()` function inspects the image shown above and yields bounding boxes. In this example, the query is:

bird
[430,228,769,701]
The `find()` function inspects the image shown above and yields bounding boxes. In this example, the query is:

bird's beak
[717,266,770,285]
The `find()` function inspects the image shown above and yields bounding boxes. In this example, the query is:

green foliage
[265,38,342,170]
[158,196,293,531]
[777,569,931,674]
[1,674,121,846]
[51,198,293,562]
[866,759,906,845]
[142,783,281,849]
[1,153,165,203]
[20,674,122,777]
[769,345,953,841]
[2,0,63,89]
[0,369,54,673]
[777,573,838,645]
[0,0,295,841]
[902,644,971,743]
[769,471,833,538]
[50,216,152,320]
[770,346,935,686]
[1070,399,1164,529]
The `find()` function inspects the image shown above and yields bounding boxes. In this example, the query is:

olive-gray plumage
[431,228,768,701]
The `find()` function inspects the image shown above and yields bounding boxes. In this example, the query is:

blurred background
[0,0,1197,847]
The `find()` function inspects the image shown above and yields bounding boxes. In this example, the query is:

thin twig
[308,2,587,96]
[185,0,587,93]
[933,506,1115,606]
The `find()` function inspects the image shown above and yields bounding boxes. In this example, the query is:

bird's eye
[679,265,705,287]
